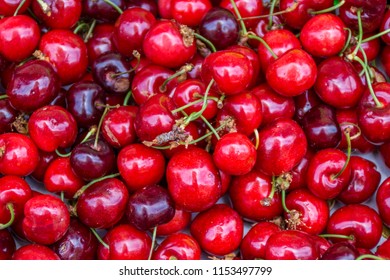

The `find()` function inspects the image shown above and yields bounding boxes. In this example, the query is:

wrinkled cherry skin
[0,15,40,62]
[39,29,88,85]
[0,133,39,176]
[376,177,390,227]
[190,204,243,256]
[265,230,318,260]
[171,0,212,27]
[143,20,196,69]
[98,224,152,260]
[0,175,32,226]
[326,204,383,249]
[52,218,98,260]
[0,229,15,260]
[28,105,78,152]
[86,23,115,65]
[229,169,283,222]
[6,60,61,113]
[0,99,17,134]
[167,146,222,213]
[22,194,70,245]
[321,242,360,260]
[12,244,60,260]
[0,0,31,16]
[306,148,351,200]
[240,222,281,260]
[153,233,201,260]
[337,156,381,204]
[255,118,307,176]
[357,82,390,144]
[117,143,165,192]
[284,189,329,235]
[156,207,192,236]
[76,178,129,229]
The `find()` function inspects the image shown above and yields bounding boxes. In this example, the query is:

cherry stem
[171,96,219,114]
[13,0,27,16]
[81,126,98,144]
[73,22,89,35]
[103,0,123,14]
[94,106,110,149]
[148,226,157,260]
[350,9,363,59]
[110,51,141,78]
[160,64,194,92]
[84,19,97,43]
[356,254,384,260]
[253,129,259,150]
[194,33,217,53]
[36,0,51,16]
[0,95,8,100]
[229,0,248,35]
[362,29,390,43]
[123,90,132,106]
[0,203,15,230]
[339,28,352,56]
[281,189,290,213]
[382,224,390,239]
[319,233,355,240]
[247,33,278,59]
[309,0,345,15]
[60,191,65,202]
[268,0,278,29]
[90,228,109,249]
[331,128,352,180]
[261,177,277,207]
[200,115,220,140]
[55,149,72,158]
[73,172,121,199]
[339,122,362,141]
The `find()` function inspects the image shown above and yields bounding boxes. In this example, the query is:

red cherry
[86,23,115,65]
[171,0,212,27]
[380,8,390,45]
[152,233,201,260]
[376,177,390,227]
[190,204,243,256]
[0,0,31,16]
[155,207,191,236]
[12,244,60,260]
[376,237,390,259]
[288,148,314,191]
[0,229,15,260]
[219,0,263,29]
[380,142,390,168]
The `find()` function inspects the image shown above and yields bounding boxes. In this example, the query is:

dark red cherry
[12,244,60,260]
[376,177,390,227]
[293,89,322,124]
[0,229,15,260]
[126,0,158,16]
[380,142,390,168]
[82,0,125,23]
[0,99,17,134]
[380,8,390,45]
[321,242,360,260]
[86,23,115,65]
[6,59,60,113]
[152,233,201,260]
[0,0,31,16]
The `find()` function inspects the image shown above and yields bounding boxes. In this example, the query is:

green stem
[94,106,110,149]
[60,191,65,202]
[103,0,123,14]
[73,173,121,199]
[194,33,217,53]
[361,29,390,43]
[319,233,355,240]
[55,149,72,158]
[90,228,109,249]
[81,126,98,144]
[0,95,8,100]
[350,9,363,58]
[160,64,193,92]
[356,254,384,260]
[183,79,214,124]
[73,22,89,35]
[229,0,247,35]
[247,33,278,59]
[84,19,97,43]
[200,115,220,140]
[267,0,278,30]
[13,0,27,16]
[0,203,15,230]
[339,28,352,56]
[310,0,345,15]
[123,90,132,106]
[148,226,157,260]
[331,128,352,180]
[281,189,290,213]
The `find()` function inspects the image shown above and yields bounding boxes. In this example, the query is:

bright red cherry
[86,23,115,65]
[376,177,390,227]
[0,0,31,16]
[171,0,212,27]
[155,207,191,236]
[12,244,60,260]
[152,233,201,260]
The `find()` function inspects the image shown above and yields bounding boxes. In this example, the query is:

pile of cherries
[0,0,390,260]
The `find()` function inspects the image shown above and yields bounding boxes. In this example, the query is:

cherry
[381,45,390,78]
[240,221,281,260]
[337,156,381,204]
[0,133,39,176]
[171,0,212,27]
[117,143,165,192]
[229,169,283,221]
[306,148,352,200]
[28,105,78,152]
[152,233,201,260]
[0,229,15,260]
[326,204,383,249]
[166,146,222,213]
[12,244,60,260]
[157,0,173,19]
[293,89,322,124]
[265,229,318,260]
[51,218,98,260]
[249,6,285,41]
[376,177,390,227]
[22,194,70,245]
[86,23,116,65]
[190,203,243,256]
[320,242,360,260]
[76,178,129,229]
[309,235,331,257]
[155,207,191,236]
[0,99,17,134]
[198,7,239,51]
[380,8,390,45]
[126,0,158,16]
[376,238,390,259]
[39,29,88,85]
[288,148,314,191]
[255,118,307,176]
[0,0,31,16]
[0,15,40,62]
[97,224,152,260]
[82,0,125,23]
[31,0,82,29]
[6,59,61,113]
[380,142,390,168]
[220,0,264,29]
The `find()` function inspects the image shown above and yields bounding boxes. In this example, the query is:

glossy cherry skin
[213,132,257,176]
[117,143,165,192]
[155,207,191,236]
[0,15,40,62]
[357,82,390,144]
[31,151,58,183]
[22,194,70,245]
[301,104,341,150]
[0,99,17,134]
[98,224,152,260]
[143,20,196,69]
[300,13,346,58]
[306,148,352,200]
[265,230,318,260]
[171,0,211,27]
[337,156,381,204]
[70,139,116,181]
[284,189,329,235]
[255,118,307,176]
[0,0,31,16]
[39,29,88,85]
[82,0,125,23]
[28,105,78,152]
[152,233,201,260]
[314,56,364,109]
[240,221,281,260]
[320,242,360,260]
[66,81,106,128]
[12,244,60,260]
[6,60,60,113]
[31,0,82,29]
[266,48,317,97]
[0,133,39,176]
[43,157,85,199]
[76,178,129,229]
[380,8,390,45]
[219,0,263,29]
[229,169,283,221]
[376,238,390,259]
[288,148,314,191]
[86,23,115,65]
[126,184,175,231]
[198,7,239,51]
[0,175,32,227]
[376,177,390,227]
[0,229,15,260]
[126,0,158,15]
[190,204,243,256]
[293,89,322,123]
[201,50,253,95]
[326,204,383,249]
[167,146,222,213]
[51,218,98,260]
